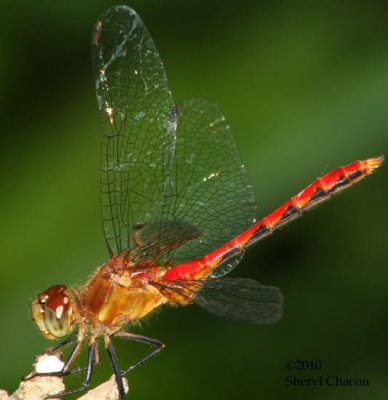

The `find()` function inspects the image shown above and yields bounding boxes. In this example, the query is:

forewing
[128,220,202,259]
[92,8,257,267]
[92,6,176,255]
[163,98,257,275]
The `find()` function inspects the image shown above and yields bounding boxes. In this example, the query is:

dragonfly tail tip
[365,155,384,173]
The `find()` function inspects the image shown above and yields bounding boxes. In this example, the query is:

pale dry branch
[5,375,65,400]
[78,376,129,400]
[1,375,128,400]
[0,390,10,400]
[1,352,128,400]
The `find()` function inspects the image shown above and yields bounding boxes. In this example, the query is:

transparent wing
[92,7,256,272]
[195,278,283,324]
[163,99,257,275]
[92,6,176,255]
[153,278,283,324]
[128,220,202,260]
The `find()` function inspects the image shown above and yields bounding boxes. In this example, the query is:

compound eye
[31,285,75,339]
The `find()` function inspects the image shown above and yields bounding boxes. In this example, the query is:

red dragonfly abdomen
[164,156,383,281]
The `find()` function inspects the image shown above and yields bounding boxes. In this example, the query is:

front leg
[44,341,96,399]
[23,336,77,381]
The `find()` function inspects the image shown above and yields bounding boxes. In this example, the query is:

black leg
[23,336,78,381]
[24,336,89,381]
[44,341,96,399]
[113,332,165,375]
[106,339,126,400]
[49,335,77,353]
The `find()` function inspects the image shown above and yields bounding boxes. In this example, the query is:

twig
[1,353,128,400]
[1,375,128,400]
[5,375,65,400]
[78,376,128,400]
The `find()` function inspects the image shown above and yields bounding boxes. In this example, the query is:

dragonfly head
[31,285,76,339]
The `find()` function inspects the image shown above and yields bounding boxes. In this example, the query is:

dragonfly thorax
[76,260,168,330]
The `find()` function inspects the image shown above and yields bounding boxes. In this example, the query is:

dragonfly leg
[48,335,76,354]
[43,341,96,399]
[105,336,126,400]
[23,336,78,381]
[113,331,165,375]
[46,341,95,378]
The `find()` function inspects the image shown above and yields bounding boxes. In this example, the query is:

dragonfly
[27,5,383,399]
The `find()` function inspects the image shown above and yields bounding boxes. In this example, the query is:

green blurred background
[0,0,387,399]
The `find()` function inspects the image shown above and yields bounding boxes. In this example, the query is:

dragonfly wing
[127,220,202,261]
[92,8,256,268]
[92,6,176,255]
[154,278,283,324]
[163,99,257,273]
[194,278,283,324]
